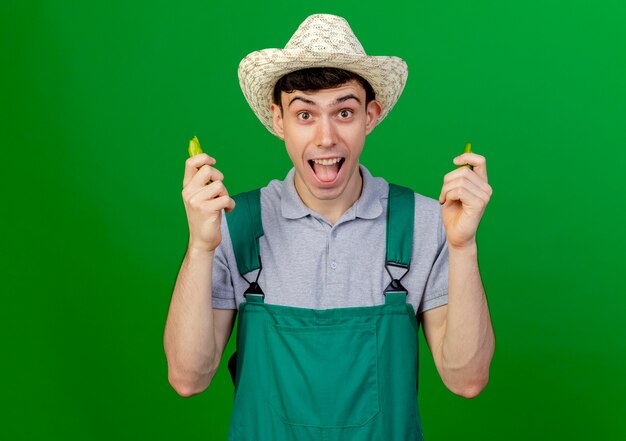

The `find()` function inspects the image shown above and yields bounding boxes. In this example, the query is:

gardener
[164,13,494,441]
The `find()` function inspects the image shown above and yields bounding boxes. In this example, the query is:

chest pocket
[268,320,379,428]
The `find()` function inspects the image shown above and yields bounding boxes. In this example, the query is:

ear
[365,100,383,135]
[270,103,285,140]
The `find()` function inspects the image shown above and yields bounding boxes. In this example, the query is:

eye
[339,109,353,119]
[297,111,312,121]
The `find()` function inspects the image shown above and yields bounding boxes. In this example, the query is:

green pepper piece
[460,142,473,171]
[188,135,203,157]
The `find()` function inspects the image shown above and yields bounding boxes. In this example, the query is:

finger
[183,153,217,187]
[441,186,486,212]
[203,195,236,214]
[452,153,488,181]
[442,167,493,199]
[223,196,236,213]
[440,178,485,204]
[439,177,491,206]
[441,184,489,211]
[184,165,226,195]
[187,180,229,206]
[192,165,225,186]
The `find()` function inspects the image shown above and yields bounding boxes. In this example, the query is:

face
[270,80,382,206]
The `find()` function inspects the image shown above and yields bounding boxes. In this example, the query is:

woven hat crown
[283,14,366,55]
[238,14,408,136]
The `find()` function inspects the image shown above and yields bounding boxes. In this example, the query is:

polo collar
[280,164,385,220]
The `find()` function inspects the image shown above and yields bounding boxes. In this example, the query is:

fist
[181,153,236,253]
[439,152,493,249]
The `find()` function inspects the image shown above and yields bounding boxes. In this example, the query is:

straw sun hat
[238,14,409,136]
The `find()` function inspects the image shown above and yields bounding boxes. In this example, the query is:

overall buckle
[243,281,265,298]
[384,263,409,296]
[384,278,407,295]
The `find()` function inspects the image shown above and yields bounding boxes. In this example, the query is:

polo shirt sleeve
[418,203,449,313]
[211,213,237,310]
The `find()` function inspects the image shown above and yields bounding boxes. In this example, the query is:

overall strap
[225,188,265,298]
[384,184,415,304]
[225,189,265,386]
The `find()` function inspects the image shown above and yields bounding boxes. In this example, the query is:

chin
[308,185,347,201]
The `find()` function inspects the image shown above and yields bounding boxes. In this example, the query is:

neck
[294,167,363,225]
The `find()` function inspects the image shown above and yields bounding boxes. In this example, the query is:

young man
[164,14,494,440]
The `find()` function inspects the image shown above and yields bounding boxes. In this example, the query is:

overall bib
[225,184,424,441]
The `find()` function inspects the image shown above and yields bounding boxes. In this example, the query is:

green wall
[3,0,625,439]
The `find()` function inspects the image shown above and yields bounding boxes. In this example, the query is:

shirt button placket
[329,228,338,273]
[328,228,337,277]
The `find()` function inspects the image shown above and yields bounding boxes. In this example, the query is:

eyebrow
[333,94,361,105]
[287,93,362,108]
[288,96,316,107]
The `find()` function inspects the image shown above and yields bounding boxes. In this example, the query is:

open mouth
[308,157,346,183]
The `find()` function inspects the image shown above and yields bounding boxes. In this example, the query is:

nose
[315,116,337,148]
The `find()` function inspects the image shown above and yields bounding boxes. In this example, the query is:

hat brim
[238,48,408,136]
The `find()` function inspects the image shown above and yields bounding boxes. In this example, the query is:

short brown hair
[272,67,376,109]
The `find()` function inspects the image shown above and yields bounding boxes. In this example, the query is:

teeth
[312,158,341,166]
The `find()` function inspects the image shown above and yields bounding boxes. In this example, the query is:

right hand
[182,153,236,253]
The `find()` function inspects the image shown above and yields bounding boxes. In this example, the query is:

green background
[3,0,625,439]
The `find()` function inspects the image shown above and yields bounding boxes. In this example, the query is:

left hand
[438,152,493,249]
